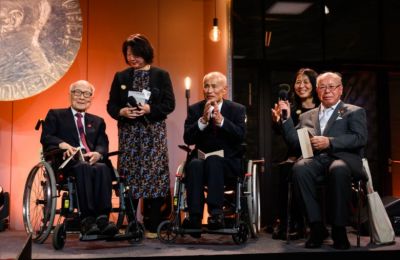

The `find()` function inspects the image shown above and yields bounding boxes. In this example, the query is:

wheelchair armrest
[178,145,192,153]
[106,151,122,157]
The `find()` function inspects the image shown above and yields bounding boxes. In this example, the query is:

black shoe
[305,222,329,249]
[289,227,305,240]
[81,217,100,236]
[272,224,287,240]
[332,226,350,250]
[96,215,118,236]
[183,215,202,238]
[208,214,225,230]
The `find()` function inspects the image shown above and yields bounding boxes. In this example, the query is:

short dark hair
[122,34,154,64]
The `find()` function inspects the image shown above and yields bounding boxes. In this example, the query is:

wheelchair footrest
[180,227,239,235]
[79,233,140,242]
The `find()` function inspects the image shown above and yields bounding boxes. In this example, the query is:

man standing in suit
[272,72,368,249]
[183,72,246,236]
[40,80,117,236]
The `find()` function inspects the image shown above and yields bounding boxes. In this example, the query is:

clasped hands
[201,100,223,126]
[120,103,150,119]
[271,100,330,151]
[59,142,102,165]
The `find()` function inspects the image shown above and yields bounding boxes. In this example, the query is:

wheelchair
[157,145,264,245]
[22,120,144,250]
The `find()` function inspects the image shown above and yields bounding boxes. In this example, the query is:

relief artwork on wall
[0,0,82,101]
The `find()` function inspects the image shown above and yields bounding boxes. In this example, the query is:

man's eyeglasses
[71,89,92,98]
[318,84,341,92]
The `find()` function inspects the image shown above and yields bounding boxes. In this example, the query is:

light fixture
[209,0,221,42]
[184,76,191,113]
[265,31,272,47]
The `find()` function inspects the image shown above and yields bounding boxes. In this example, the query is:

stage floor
[1,229,399,259]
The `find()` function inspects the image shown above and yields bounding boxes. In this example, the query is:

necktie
[319,108,331,134]
[75,113,91,152]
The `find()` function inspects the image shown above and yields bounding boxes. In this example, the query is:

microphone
[127,96,148,126]
[278,88,289,120]
[127,96,139,109]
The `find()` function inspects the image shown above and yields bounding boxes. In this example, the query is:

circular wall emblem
[0,0,83,101]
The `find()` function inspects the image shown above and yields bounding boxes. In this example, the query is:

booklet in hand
[58,147,85,170]
[297,128,314,158]
[197,149,224,160]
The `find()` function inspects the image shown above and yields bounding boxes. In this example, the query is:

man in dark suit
[41,80,117,236]
[272,72,368,249]
[183,72,246,236]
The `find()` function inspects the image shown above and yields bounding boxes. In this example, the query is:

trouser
[71,161,113,219]
[185,156,238,217]
[292,154,352,226]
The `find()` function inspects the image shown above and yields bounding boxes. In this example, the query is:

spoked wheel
[157,220,177,243]
[125,221,145,244]
[22,161,57,244]
[245,160,261,236]
[52,223,66,250]
[232,221,250,245]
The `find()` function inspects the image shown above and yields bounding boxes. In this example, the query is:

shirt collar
[71,107,85,117]
[321,100,341,112]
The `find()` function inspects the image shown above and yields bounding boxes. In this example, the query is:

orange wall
[0,0,228,231]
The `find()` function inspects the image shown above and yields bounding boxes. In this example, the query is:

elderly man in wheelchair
[181,72,247,238]
[39,80,118,238]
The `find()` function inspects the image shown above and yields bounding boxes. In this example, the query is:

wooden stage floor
[1,229,399,260]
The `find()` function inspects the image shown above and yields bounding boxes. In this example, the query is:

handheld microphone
[278,88,289,120]
[127,96,139,109]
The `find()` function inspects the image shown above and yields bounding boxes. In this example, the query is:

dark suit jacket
[282,101,368,178]
[40,108,109,158]
[184,99,246,160]
[107,66,175,126]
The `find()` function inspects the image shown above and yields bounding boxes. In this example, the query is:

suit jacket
[282,101,368,178]
[40,108,109,158]
[184,99,246,159]
[107,66,175,126]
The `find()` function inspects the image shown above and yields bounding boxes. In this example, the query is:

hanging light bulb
[209,0,221,42]
[209,18,221,42]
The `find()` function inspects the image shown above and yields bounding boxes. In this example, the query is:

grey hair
[69,80,95,95]
[316,72,342,87]
[203,71,227,87]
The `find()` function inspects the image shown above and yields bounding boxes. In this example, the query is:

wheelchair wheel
[245,160,261,236]
[125,221,145,244]
[110,181,125,229]
[232,221,250,245]
[22,161,57,244]
[52,223,66,250]
[157,220,177,243]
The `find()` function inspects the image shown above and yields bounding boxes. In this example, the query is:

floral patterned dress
[118,69,170,199]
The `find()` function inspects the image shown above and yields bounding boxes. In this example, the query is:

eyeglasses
[318,84,341,92]
[71,89,92,98]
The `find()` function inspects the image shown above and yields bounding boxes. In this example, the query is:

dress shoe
[332,226,351,250]
[96,215,118,236]
[272,226,286,240]
[305,222,329,249]
[272,224,305,240]
[208,214,225,230]
[81,216,100,235]
[183,215,202,238]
